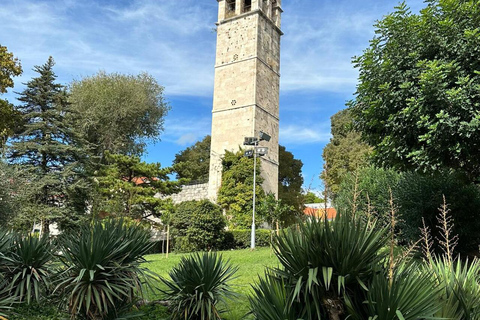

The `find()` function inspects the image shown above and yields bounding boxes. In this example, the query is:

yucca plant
[0,233,53,304]
[429,256,480,320]
[54,219,155,320]
[266,214,389,319]
[160,252,238,320]
[360,262,441,320]
[248,272,302,320]
[0,274,15,318]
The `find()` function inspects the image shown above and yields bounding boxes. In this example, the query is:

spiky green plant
[54,219,155,320]
[362,262,441,320]
[268,214,389,319]
[248,272,302,320]
[429,256,480,320]
[0,233,53,304]
[160,252,238,320]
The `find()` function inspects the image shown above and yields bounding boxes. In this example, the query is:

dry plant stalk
[395,239,421,267]
[388,187,397,288]
[365,193,375,229]
[420,217,433,265]
[436,195,458,265]
[351,171,361,217]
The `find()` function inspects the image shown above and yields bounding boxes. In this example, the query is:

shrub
[396,171,480,253]
[0,233,53,304]
[54,219,155,319]
[160,252,238,320]
[172,200,226,252]
[225,229,271,249]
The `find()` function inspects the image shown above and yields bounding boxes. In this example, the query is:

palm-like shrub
[0,233,53,304]
[362,263,441,320]
[160,252,238,320]
[248,273,301,320]
[54,219,155,320]
[268,214,389,319]
[429,257,480,320]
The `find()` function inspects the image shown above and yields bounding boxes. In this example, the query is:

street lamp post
[244,131,271,250]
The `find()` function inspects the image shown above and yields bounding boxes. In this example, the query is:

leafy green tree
[278,145,304,220]
[303,191,324,204]
[0,161,22,226]
[8,57,85,233]
[321,109,372,197]
[0,45,22,152]
[94,152,181,219]
[0,45,22,93]
[173,135,211,181]
[217,150,264,229]
[69,71,170,157]
[350,1,480,183]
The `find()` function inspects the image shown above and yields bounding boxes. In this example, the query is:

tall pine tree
[9,57,85,233]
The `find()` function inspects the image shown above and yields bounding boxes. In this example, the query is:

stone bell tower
[208,0,283,201]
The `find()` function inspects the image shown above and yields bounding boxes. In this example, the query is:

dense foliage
[321,109,371,197]
[171,200,226,252]
[8,57,87,233]
[217,150,264,229]
[94,152,181,219]
[173,135,211,182]
[70,71,169,157]
[350,1,480,183]
[160,252,238,320]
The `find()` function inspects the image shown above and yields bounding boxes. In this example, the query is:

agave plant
[266,214,389,319]
[0,233,53,304]
[54,219,155,320]
[429,256,480,320]
[160,252,238,320]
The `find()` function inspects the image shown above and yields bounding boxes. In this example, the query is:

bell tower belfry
[208,0,283,201]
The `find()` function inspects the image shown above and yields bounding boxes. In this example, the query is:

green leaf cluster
[322,109,372,197]
[217,150,264,229]
[94,152,181,219]
[173,135,211,182]
[350,0,480,183]
[171,200,226,252]
[69,71,170,156]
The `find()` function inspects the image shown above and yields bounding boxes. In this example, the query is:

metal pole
[251,140,257,250]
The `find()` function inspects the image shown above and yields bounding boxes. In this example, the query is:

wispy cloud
[280,123,331,145]
[162,116,211,146]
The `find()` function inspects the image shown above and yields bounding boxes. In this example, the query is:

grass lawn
[144,247,280,320]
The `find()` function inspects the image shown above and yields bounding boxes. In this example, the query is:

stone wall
[165,183,209,204]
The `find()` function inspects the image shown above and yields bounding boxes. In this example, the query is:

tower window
[244,0,252,12]
[226,0,236,17]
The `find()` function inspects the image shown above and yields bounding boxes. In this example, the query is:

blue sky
[0,0,425,192]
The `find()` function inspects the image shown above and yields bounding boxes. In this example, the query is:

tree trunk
[166,224,170,259]
[323,298,344,320]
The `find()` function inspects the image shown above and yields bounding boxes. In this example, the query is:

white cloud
[163,117,211,146]
[280,124,331,145]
